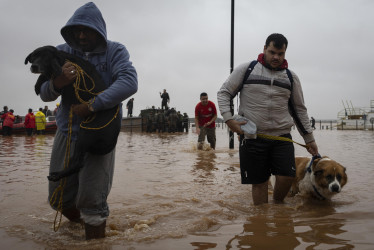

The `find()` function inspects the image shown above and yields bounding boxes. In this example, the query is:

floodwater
[1,126,374,250]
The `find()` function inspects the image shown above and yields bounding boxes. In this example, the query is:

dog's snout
[331,184,340,193]
[30,65,41,74]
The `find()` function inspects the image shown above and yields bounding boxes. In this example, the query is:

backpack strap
[237,60,294,95]
[285,68,293,90]
[237,61,308,134]
[240,60,258,90]
[286,69,308,135]
[232,60,258,101]
[236,62,309,134]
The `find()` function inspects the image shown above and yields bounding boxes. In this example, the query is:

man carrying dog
[38,2,137,239]
[217,33,318,205]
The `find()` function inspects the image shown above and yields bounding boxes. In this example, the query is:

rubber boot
[85,220,106,240]
[62,207,81,223]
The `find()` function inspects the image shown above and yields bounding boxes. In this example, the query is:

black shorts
[239,134,296,184]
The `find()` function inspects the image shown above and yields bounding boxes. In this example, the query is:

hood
[61,2,107,52]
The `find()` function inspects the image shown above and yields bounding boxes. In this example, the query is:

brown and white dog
[289,156,347,200]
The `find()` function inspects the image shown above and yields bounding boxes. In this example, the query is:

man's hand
[203,121,212,128]
[52,62,77,90]
[195,127,200,135]
[226,119,247,134]
[72,104,92,118]
[306,141,319,156]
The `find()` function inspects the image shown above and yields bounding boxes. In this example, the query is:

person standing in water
[217,33,318,205]
[195,92,217,150]
[24,108,36,136]
[126,98,134,117]
[38,2,137,240]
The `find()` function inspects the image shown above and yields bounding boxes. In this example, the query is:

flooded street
[1,126,374,249]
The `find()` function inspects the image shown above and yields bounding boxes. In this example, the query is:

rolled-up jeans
[48,129,115,225]
[198,126,216,149]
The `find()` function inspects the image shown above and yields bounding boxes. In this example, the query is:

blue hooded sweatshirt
[40,2,138,140]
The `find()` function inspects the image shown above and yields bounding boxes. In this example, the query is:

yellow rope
[69,61,118,130]
[257,133,308,148]
[70,61,103,104]
[49,106,73,231]
[80,105,119,130]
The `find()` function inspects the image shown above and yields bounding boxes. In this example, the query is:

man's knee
[273,175,294,203]
[275,175,295,186]
[252,181,269,205]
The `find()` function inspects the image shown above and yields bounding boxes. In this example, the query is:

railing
[217,119,374,131]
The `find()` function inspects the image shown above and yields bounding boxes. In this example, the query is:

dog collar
[312,184,326,200]
[306,154,321,173]
[307,154,325,200]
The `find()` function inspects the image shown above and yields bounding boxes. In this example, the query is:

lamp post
[229,0,235,149]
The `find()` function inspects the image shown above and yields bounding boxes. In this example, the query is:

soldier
[182,113,189,132]
[177,111,183,132]
[156,109,166,132]
[147,109,156,132]
[168,108,178,133]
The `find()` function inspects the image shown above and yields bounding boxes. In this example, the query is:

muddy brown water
[0,127,373,249]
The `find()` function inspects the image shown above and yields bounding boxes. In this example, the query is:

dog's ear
[50,57,62,76]
[314,169,324,177]
[312,158,322,165]
[34,75,48,95]
[49,51,65,76]
[25,53,33,65]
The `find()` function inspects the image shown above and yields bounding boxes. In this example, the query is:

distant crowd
[145,107,189,133]
[0,104,59,136]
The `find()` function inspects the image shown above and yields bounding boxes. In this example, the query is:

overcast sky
[1,0,373,119]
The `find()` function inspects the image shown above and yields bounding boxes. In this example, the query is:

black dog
[25,46,121,181]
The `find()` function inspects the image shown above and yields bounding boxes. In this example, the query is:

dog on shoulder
[289,156,347,200]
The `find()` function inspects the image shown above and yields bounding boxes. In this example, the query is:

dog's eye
[336,174,342,182]
[326,175,333,181]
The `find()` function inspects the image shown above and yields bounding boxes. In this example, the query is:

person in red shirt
[194,92,217,150]
[1,109,15,136]
[24,108,36,136]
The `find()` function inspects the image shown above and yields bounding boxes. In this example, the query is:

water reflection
[226,206,300,249]
[190,241,217,250]
[194,150,217,171]
[294,202,354,249]
[226,202,354,249]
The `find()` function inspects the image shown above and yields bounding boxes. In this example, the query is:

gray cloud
[1,0,373,119]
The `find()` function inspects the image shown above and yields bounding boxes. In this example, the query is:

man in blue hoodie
[39,2,138,239]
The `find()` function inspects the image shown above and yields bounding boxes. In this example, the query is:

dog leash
[256,133,308,148]
[306,154,322,173]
